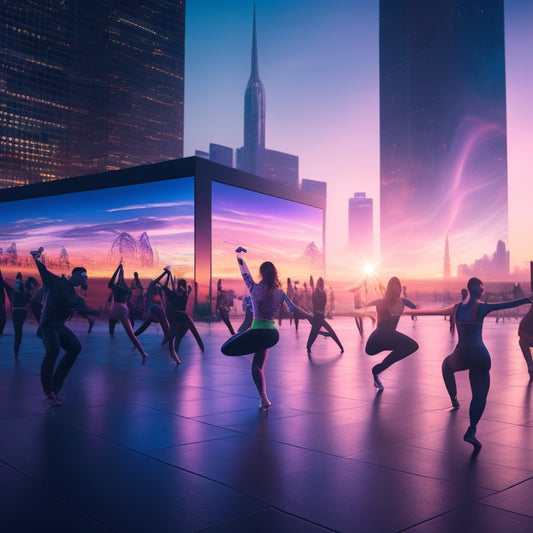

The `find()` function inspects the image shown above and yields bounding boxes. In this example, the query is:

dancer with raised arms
[221,247,295,409]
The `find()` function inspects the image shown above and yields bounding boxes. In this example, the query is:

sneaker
[451,397,460,409]
[46,392,62,407]
[463,426,482,453]
[259,395,271,410]
[373,373,384,390]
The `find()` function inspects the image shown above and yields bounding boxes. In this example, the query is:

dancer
[518,304,533,380]
[134,274,170,343]
[221,247,295,409]
[107,263,148,363]
[410,277,532,452]
[216,278,235,334]
[306,277,344,353]
[155,268,204,364]
[31,247,100,405]
[0,268,7,335]
[128,271,145,327]
[365,276,418,390]
[2,272,32,358]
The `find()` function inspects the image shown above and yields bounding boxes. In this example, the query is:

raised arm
[484,297,532,315]
[236,250,254,292]
[31,248,55,286]
[108,263,122,289]
[405,304,456,317]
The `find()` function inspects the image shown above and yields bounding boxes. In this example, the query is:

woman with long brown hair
[222,248,295,409]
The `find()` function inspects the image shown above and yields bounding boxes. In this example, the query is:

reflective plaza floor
[1,314,533,532]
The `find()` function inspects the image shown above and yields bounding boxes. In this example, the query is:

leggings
[221,328,279,397]
[306,312,343,351]
[442,345,491,428]
[365,328,419,375]
[12,308,27,356]
[40,324,81,395]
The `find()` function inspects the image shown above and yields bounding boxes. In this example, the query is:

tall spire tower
[238,5,265,176]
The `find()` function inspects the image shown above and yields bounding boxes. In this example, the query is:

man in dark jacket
[31,248,100,406]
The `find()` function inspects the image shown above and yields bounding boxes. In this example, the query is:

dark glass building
[380,1,508,277]
[0,0,184,187]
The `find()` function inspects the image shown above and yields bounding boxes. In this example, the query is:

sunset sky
[184,0,533,279]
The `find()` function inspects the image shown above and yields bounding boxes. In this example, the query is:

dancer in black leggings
[155,268,204,364]
[2,272,32,358]
[365,276,418,390]
[31,247,100,406]
[411,277,532,453]
[306,277,344,353]
[221,248,295,409]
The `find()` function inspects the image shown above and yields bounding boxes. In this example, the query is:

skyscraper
[236,7,299,188]
[380,1,508,277]
[1,0,184,187]
[237,6,265,178]
[349,193,373,263]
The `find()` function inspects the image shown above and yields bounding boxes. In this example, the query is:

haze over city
[184,0,533,279]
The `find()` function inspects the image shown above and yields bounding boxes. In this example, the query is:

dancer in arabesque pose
[221,247,295,409]
[364,276,418,391]
[408,277,532,453]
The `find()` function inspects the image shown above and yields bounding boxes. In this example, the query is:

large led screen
[211,181,324,299]
[0,178,194,307]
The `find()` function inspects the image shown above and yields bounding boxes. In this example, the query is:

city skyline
[184,0,533,278]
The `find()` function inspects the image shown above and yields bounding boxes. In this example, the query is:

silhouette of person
[155,268,204,364]
[134,274,170,343]
[108,263,148,363]
[306,277,344,353]
[409,277,532,453]
[221,248,295,409]
[216,279,235,334]
[31,247,100,406]
[128,271,145,327]
[0,268,6,335]
[2,271,32,358]
[365,276,418,390]
[518,304,533,380]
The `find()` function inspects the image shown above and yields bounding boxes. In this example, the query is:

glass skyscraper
[379,0,508,277]
[1,0,184,187]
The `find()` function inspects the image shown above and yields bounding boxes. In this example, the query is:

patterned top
[238,258,294,321]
